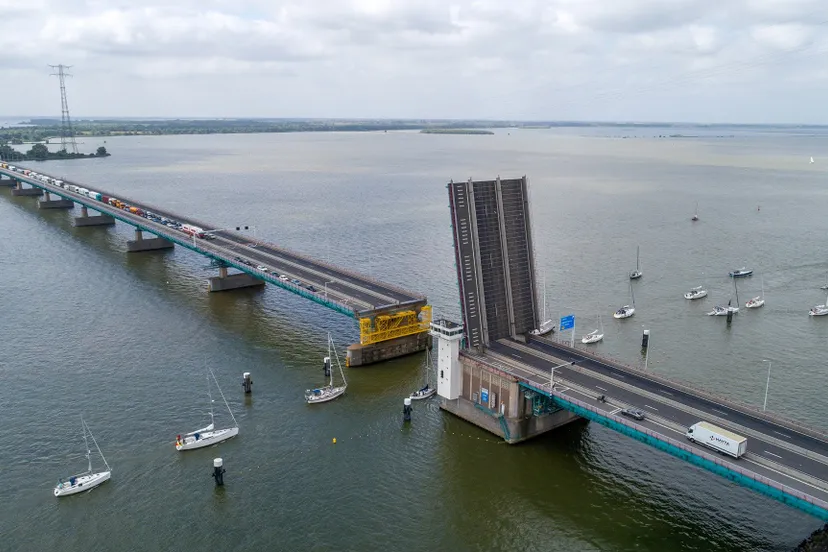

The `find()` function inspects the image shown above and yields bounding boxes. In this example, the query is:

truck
[686,421,747,459]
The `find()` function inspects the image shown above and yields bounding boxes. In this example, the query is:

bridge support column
[208,271,265,292]
[0,177,17,187]
[38,193,75,209]
[11,182,43,196]
[74,205,115,227]
[346,331,431,367]
[127,228,174,252]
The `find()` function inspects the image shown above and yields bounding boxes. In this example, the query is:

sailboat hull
[305,385,347,404]
[176,426,239,451]
[410,387,437,400]
[54,471,110,496]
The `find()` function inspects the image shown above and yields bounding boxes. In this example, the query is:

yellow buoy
[332,438,337,444]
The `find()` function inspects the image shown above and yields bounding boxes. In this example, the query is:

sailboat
[811,156,815,164]
[175,369,239,451]
[684,285,708,300]
[410,347,437,400]
[54,418,111,497]
[691,202,699,222]
[530,273,555,336]
[305,333,347,404]
[581,314,604,344]
[629,246,642,280]
[614,282,636,319]
[810,290,828,316]
[745,277,765,308]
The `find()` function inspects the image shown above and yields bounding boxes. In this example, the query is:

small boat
[176,369,239,451]
[410,347,437,400]
[614,282,636,319]
[581,315,604,344]
[729,267,753,278]
[691,201,699,222]
[745,277,765,309]
[811,156,815,164]
[684,286,707,300]
[629,245,642,280]
[54,418,111,497]
[810,291,828,316]
[820,285,828,291]
[305,333,347,404]
[530,273,555,336]
[707,305,729,316]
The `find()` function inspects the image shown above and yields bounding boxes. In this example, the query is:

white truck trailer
[686,421,748,459]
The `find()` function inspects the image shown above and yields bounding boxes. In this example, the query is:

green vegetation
[420,128,494,135]
[0,143,109,162]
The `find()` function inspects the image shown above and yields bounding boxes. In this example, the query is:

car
[256,265,269,272]
[279,275,289,282]
[234,257,244,263]
[620,408,645,421]
[291,279,300,285]
[307,285,317,292]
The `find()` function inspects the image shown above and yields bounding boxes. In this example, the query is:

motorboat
[176,369,239,451]
[629,245,642,280]
[729,267,753,278]
[305,333,347,404]
[581,329,604,344]
[684,286,707,300]
[54,418,111,497]
[707,306,729,316]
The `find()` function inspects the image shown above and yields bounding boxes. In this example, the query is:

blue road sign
[560,314,575,331]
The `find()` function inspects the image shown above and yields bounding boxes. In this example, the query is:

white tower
[430,319,464,400]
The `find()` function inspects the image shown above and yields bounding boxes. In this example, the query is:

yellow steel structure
[359,305,432,345]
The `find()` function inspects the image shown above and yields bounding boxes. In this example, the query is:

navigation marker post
[560,314,575,348]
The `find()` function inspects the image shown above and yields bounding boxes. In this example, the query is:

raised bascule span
[432,175,828,522]
[0,164,430,366]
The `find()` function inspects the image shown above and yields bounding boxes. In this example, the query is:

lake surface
[2,127,828,551]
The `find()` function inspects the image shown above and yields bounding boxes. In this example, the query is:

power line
[49,64,78,154]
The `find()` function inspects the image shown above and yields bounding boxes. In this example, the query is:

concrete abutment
[346,331,431,367]
[74,205,115,227]
[208,272,265,292]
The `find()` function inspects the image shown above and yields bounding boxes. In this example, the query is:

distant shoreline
[419,128,494,135]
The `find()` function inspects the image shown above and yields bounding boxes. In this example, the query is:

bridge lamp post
[762,359,772,411]
[324,280,334,299]
[643,326,650,371]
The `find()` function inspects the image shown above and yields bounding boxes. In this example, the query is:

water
[3,127,828,551]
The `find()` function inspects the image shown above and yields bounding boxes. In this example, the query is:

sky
[1,0,827,123]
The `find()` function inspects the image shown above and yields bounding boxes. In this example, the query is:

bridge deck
[0,167,426,318]
[463,339,828,515]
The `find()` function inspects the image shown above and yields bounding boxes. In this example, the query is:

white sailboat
[54,418,111,497]
[810,290,828,316]
[305,333,347,404]
[684,286,708,300]
[581,314,604,344]
[530,273,555,336]
[629,245,642,280]
[176,369,239,451]
[691,201,699,222]
[614,282,636,319]
[410,347,437,400]
[745,277,765,309]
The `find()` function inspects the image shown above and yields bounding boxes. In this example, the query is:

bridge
[0,165,430,366]
[431,176,828,522]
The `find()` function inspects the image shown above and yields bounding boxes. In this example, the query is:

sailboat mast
[636,246,640,271]
[631,281,635,307]
[207,373,214,425]
[734,277,740,306]
[542,273,547,321]
[84,419,110,472]
[209,368,239,428]
[81,417,92,473]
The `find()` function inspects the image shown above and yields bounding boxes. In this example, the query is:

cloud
[0,0,826,122]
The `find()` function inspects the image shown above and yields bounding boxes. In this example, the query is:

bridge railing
[526,381,828,518]
[539,336,828,441]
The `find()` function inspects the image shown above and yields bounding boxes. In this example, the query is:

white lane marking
[511,354,522,359]
[644,404,658,411]
[712,408,728,415]
[774,431,791,439]
[661,390,674,396]
[609,408,622,416]
[595,386,607,391]
[764,450,783,460]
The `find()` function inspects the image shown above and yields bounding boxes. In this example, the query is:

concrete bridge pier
[74,205,115,227]
[208,266,265,292]
[38,191,75,209]
[0,177,17,187]
[346,332,431,367]
[127,228,174,252]
[11,181,44,197]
